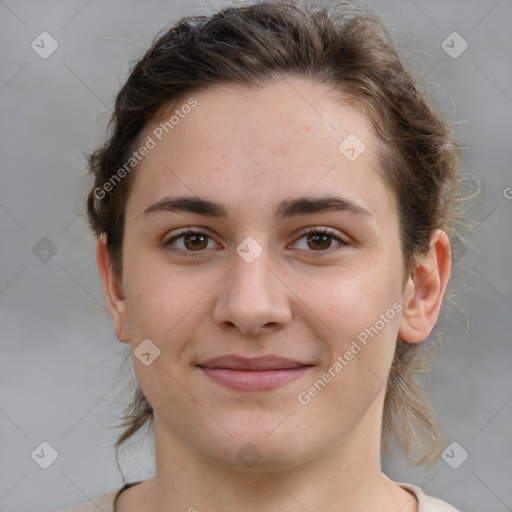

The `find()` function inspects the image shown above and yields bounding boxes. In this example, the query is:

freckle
[306,126,311,131]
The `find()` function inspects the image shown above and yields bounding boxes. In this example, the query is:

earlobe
[398,229,452,344]
[96,233,130,343]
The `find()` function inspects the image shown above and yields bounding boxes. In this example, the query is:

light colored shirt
[57,476,462,512]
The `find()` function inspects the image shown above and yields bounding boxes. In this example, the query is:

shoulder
[56,486,125,512]
[396,480,462,512]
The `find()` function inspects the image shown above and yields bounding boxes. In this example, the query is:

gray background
[1,0,511,511]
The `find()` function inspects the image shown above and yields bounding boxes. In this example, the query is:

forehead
[125,79,396,227]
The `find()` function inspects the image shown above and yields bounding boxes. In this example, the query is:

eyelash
[163,227,347,258]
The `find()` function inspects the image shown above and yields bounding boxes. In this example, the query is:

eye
[292,227,347,254]
[164,228,219,256]
[163,226,348,258]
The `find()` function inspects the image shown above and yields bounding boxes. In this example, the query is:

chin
[216,444,306,473]
[201,425,309,473]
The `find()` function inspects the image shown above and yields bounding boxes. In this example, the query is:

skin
[97,79,451,512]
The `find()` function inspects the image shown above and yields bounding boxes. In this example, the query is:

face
[101,79,427,471]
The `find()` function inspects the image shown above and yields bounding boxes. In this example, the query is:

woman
[60,1,463,510]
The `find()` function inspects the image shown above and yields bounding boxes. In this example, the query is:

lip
[197,355,313,391]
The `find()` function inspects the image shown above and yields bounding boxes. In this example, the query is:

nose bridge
[230,235,277,304]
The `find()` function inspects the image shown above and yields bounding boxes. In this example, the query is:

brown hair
[87,0,462,471]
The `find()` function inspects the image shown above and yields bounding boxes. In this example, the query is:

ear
[398,229,452,343]
[96,233,130,343]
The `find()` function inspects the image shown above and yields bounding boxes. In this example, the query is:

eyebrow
[143,194,374,221]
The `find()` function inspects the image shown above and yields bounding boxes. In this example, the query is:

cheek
[122,262,206,409]
[318,263,399,334]
[122,254,200,343]
[301,276,400,423]
[309,262,401,387]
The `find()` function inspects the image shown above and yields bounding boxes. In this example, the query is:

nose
[212,242,292,337]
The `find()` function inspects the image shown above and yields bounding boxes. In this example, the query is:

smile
[196,355,313,391]
[198,367,311,391]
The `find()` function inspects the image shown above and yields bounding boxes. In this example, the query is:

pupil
[186,234,206,250]
[309,233,330,250]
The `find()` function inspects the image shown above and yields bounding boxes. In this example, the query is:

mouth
[196,355,313,391]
